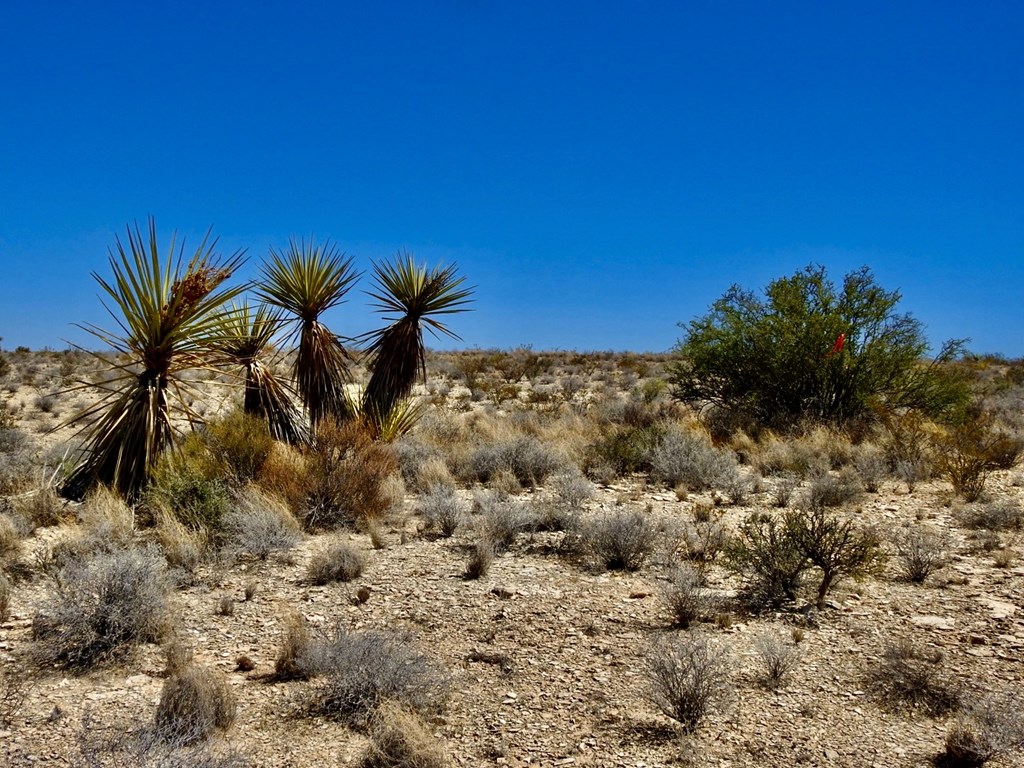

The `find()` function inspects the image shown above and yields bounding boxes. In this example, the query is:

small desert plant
[146,461,232,533]
[0,663,26,728]
[76,712,250,767]
[201,408,279,483]
[359,701,449,768]
[752,634,800,690]
[894,527,948,584]
[647,632,732,732]
[853,444,889,492]
[303,418,400,529]
[865,639,960,716]
[726,513,809,610]
[583,507,658,571]
[771,473,799,507]
[679,518,729,572]
[464,538,495,580]
[155,663,236,745]
[938,692,1024,767]
[662,565,718,629]
[933,418,1020,501]
[956,500,1023,531]
[221,486,302,559]
[476,495,529,552]
[306,538,366,585]
[0,514,21,565]
[274,612,318,681]
[785,503,886,610]
[305,628,449,726]
[0,573,11,623]
[419,487,464,538]
[156,511,208,575]
[549,469,595,510]
[470,435,565,488]
[803,470,862,508]
[896,457,931,493]
[650,426,740,491]
[32,548,172,670]
[257,238,360,428]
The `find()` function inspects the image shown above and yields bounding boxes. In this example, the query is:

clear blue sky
[1,1,1021,355]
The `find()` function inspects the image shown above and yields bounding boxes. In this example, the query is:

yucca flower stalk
[214,302,307,445]
[60,219,245,501]
[257,239,359,428]
[361,252,472,428]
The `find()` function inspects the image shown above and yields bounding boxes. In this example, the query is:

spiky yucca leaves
[61,220,244,501]
[257,240,360,428]
[215,303,307,445]
[361,253,472,426]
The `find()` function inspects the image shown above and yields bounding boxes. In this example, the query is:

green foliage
[669,265,970,430]
[933,415,1022,501]
[726,513,809,610]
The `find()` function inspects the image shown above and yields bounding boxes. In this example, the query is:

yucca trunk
[297,319,353,428]
[243,358,307,445]
[362,317,423,425]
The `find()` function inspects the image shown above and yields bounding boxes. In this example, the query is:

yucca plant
[257,240,359,428]
[361,253,472,429]
[214,302,307,445]
[60,219,244,501]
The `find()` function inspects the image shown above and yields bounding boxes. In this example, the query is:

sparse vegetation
[866,639,960,716]
[582,507,658,571]
[306,538,366,584]
[647,633,732,732]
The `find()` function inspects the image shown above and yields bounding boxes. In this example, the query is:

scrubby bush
[549,469,595,510]
[649,426,740,491]
[419,487,464,538]
[866,639,960,716]
[0,661,25,727]
[202,409,276,484]
[802,470,862,508]
[306,539,366,585]
[221,487,302,559]
[0,573,11,623]
[359,701,448,768]
[587,425,663,477]
[669,265,969,430]
[679,518,729,573]
[469,434,565,488]
[956,499,1023,531]
[894,527,948,584]
[0,427,37,495]
[304,419,400,529]
[464,538,495,579]
[146,463,232,532]
[933,418,1021,501]
[582,507,658,571]
[938,693,1024,767]
[475,493,529,552]
[647,633,731,732]
[305,629,449,726]
[726,513,809,610]
[752,634,801,690]
[853,444,889,492]
[662,565,717,629]
[33,548,172,670]
[155,663,236,744]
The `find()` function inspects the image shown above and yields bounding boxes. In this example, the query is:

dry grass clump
[359,701,448,768]
[647,632,732,732]
[0,426,37,495]
[21,485,67,528]
[304,419,400,529]
[256,440,309,514]
[955,499,1023,532]
[155,663,236,744]
[853,443,889,492]
[894,527,948,584]
[937,693,1024,767]
[0,573,11,623]
[649,425,740,492]
[304,628,449,726]
[78,486,135,548]
[802,470,863,508]
[274,612,319,681]
[752,634,801,690]
[32,548,172,670]
[221,486,302,559]
[419,487,464,538]
[865,639,960,716]
[469,434,566,489]
[0,514,22,566]
[156,511,208,576]
[662,565,718,629]
[582,507,658,571]
[752,432,831,479]
[475,493,530,552]
[306,538,366,585]
[464,538,495,580]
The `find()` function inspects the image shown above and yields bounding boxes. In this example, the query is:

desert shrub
[155,663,236,744]
[146,463,232,532]
[0,427,36,495]
[785,504,885,609]
[582,507,658,571]
[18,485,67,528]
[933,418,1020,501]
[668,265,970,430]
[79,486,135,549]
[306,538,366,585]
[359,701,448,768]
[754,433,831,479]
[306,629,449,726]
[865,639,960,716]
[770,473,799,507]
[256,441,308,514]
[726,513,809,610]
[156,512,207,575]
[274,612,318,681]
[896,457,931,493]
[802,470,862,508]
[202,410,275,484]
[894,528,948,584]
[0,662,25,727]
[464,538,495,579]
[662,565,718,629]
[304,419,400,529]
[0,514,21,565]
[647,633,731,732]
[475,493,529,552]
[221,487,302,559]
[419,487,464,538]
[650,425,740,491]
[679,518,729,573]
[33,548,172,670]
[549,469,595,510]
[0,573,10,623]
[587,424,664,476]
[469,434,565,488]
[938,693,1024,767]
[487,467,522,496]
[853,443,889,492]
[752,634,801,690]
[956,500,1023,531]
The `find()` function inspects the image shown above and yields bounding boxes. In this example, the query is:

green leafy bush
[669,265,969,431]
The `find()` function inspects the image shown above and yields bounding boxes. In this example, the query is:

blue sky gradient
[1,1,1021,354]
